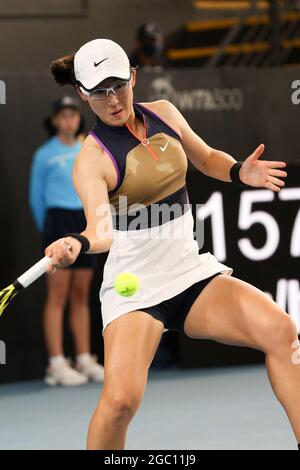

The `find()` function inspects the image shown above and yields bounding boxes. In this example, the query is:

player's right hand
[45,237,82,273]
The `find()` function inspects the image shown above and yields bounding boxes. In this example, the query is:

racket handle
[15,256,52,289]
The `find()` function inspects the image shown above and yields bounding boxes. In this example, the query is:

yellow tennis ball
[114,272,140,297]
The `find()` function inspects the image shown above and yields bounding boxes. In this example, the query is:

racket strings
[0,284,17,316]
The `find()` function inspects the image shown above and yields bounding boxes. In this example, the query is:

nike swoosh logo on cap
[94,57,109,67]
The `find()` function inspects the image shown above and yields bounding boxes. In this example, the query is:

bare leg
[43,269,72,357]
[183,274,300,444]
[69,268,94,355]
[87,311,164,450]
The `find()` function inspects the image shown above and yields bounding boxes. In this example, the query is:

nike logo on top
[94,57,109,67]
[160,141,169,152]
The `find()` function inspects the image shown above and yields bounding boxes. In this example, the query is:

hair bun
[50,54,76,86]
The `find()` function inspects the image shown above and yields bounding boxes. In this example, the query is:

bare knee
[46,289,68,309]
[99,389,143,424]
[110,395,141,421]
[264,312,298,356]
[70,285,89,306]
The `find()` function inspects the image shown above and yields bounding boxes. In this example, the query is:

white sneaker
[44,358,88,386]
[75,355,105,383]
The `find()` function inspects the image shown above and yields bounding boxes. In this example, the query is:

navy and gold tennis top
[89,102,190,229]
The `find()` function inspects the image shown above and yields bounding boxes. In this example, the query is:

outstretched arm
[158,100,287,192]
[45,141,113,271]
[72,142,114,253]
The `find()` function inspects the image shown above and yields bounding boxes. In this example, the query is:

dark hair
[43,113,85,138]
[50,53,76,86]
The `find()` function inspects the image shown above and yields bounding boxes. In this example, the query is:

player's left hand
[239,144,287,192]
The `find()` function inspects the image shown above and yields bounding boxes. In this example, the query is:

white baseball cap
[74,38,131,93]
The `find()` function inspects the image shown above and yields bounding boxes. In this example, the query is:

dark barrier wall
[0,69,299,382]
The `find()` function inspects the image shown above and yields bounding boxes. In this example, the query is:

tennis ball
[114,272,140,297]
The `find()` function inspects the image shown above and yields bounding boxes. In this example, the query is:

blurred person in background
[29,96,104,386]
[129,22,167,70]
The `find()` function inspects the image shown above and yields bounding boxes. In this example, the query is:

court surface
[0,364,294,450]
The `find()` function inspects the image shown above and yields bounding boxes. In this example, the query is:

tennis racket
[0,256,52,317]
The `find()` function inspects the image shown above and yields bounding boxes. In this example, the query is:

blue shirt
[29,136,83,231]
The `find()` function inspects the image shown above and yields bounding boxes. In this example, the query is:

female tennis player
[46,39,300,450]
[29,96,104,386]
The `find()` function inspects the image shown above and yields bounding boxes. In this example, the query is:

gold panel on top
[109,133,187,214]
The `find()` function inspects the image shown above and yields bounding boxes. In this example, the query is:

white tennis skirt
[99,207,233,334]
